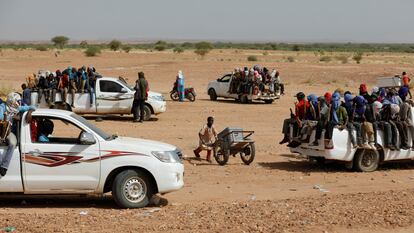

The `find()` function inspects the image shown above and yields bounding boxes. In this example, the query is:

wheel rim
[172,93,179,100]
[123,177,147,203]
[361,150,375,168]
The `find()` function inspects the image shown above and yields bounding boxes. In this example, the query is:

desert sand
[1,49,414,232]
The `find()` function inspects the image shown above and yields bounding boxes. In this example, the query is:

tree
[292,44,300,51]
[109,40,122,51]
[154,40,167,51]
[84,46,101,57]
[80,40,88,48]
[352,52,363,64]
[194,41,213,56]
[51,36,69,49]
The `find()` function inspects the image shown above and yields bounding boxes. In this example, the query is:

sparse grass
[247,55,258,61]
[35,45,48,51]
[122,45,132,53]
[319,56,332,62]
[335,55,349,64]
[263,51,269,56]
[173,47,184,53]
[287,56,295,62]
[353,52,363,64]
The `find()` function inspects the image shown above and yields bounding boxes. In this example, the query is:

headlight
[151,95,165,102]
[152,151,182,163]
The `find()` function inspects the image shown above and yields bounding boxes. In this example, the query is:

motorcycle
[170,86,196,102]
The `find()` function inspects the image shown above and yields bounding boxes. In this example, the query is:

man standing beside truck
[132,72,149,123]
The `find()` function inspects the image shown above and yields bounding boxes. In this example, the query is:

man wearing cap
[279,92,307,145]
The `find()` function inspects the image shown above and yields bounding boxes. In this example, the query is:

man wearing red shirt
[279,92,307,144]
[402,71,412,99]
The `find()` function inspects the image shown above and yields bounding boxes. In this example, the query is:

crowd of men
[228,65,285,96]
[22,66,101,108]
[280,72,413,151]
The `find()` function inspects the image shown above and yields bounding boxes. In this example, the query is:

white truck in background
[289,77,412,172]
[32,77,166,121]
[0,109,184,208]
[207,74,280,104]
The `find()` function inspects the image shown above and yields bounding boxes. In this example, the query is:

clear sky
[0,0,413,43]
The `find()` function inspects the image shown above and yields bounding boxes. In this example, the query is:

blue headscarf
[331,92,341,123]
[354,95,367,116]
[307,94,318,109]
[399,86,409,101]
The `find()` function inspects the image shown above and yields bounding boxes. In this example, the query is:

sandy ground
[1,49,414,232]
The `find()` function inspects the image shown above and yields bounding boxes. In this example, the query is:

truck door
[21,115,100,193]
[96,79,134,114]
[217,74,232,97]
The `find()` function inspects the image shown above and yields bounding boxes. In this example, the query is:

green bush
[173,47,184,53]
[84,46,101,57]
[122,45,132,53]
[352,52,363,64]
[35,45,48,51]
[194,41,213,56]
[51,36,69,49]
[292,45,300,51]
[247,55,258,61]
[109,40,122,51]
[319,56,332,62]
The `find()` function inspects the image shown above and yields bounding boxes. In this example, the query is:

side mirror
[120,87,128,93]
[217,78,221,82]
[80,132,96,145]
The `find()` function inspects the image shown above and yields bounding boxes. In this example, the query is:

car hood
[110,136,178,153]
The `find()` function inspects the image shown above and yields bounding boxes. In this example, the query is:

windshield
[118,77,134,91]
[71,113,113,140]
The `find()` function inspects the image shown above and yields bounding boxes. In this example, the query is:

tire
[264,100,273,104]
[170,91,179,101]
[240,95,248,104]
[214,143,230,166]
[209,89,217,101]
[143,105,151,121]
[353,149,379,172]
[112,169,153,208]
[187,93,196,102]
[240,143,255,165]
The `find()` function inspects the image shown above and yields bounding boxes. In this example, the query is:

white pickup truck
[0,109,184,208]
[32,77,166,121]
[290,78,412,172]
[207,74,280,104]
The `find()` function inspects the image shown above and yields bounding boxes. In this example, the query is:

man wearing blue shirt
[0,93,35,176]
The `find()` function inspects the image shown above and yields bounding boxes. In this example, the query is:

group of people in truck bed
[228,65,284,96]
[280,72,413,151]
[22,66,101,108]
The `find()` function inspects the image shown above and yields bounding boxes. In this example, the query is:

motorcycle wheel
[187,93,196,102]
[170,91,179,101]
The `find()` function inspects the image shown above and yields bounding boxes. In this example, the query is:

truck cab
[0,109,184,208]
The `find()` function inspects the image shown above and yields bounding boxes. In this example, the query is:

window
[99,80,123,93]
[220,75,231,83]
[31,117,84,144]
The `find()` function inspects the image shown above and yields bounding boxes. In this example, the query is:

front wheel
[112,170,153,208]
[187,93,196,102]
[264,100,273,104]
[214,143,230,166]
[353,149,379,172]
[170,91,179,101]
[240,143,255,165]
